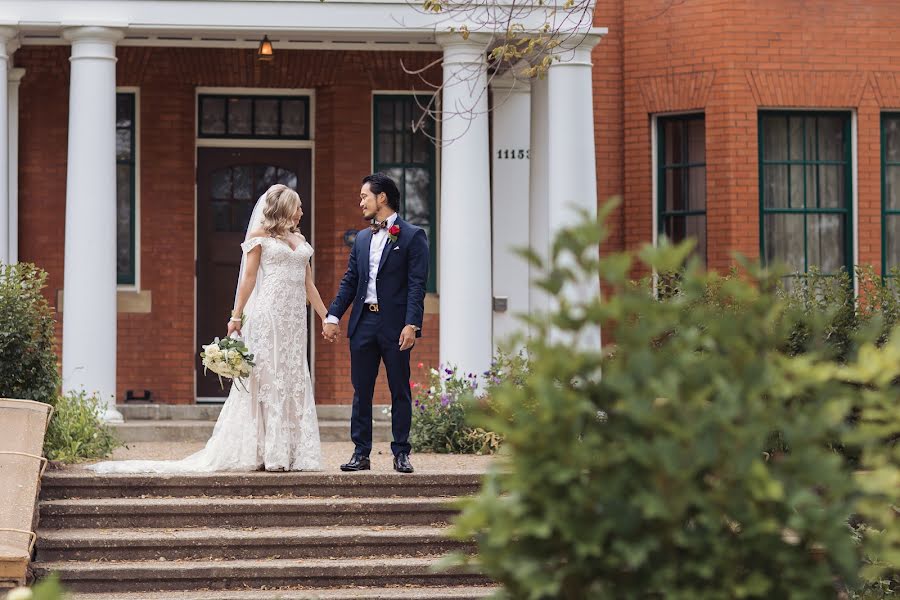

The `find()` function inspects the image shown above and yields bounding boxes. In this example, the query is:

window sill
[425,293,438,314]
[56,289,152,314]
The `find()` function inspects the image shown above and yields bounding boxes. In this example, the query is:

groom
[323,173,429,473]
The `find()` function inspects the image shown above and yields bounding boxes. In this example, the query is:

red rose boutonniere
[388,224,400,243]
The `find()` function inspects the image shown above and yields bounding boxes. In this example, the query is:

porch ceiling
[1,0,575,49]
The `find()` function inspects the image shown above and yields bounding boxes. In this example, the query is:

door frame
[194,87,316,403]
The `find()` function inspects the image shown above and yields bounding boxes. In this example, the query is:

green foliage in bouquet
[410,364,502,455]
[0,262,60,404]
[200,335,255,390]
[448,200,898,599]
[45,390,118,463]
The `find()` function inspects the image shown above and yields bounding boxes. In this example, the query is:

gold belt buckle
[368,303,380,312]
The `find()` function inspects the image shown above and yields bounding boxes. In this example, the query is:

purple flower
[440,394,451,407]
[444,368,454,375]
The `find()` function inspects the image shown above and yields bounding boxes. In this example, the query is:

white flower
[6,588,33,600]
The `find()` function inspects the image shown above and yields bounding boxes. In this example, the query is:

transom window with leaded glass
[116,92,136,286]
[199,94,310,139]
[373,94,437,292]
[657,114,707,264]
[882,114,900,277]
[759,112,853,278]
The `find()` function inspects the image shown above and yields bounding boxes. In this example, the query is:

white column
[62,26,123,422]
[544,33,604,348]
[528,75,550,319]
[490,72,531,349]
[436,32,493,378]
[0,28,14,265]
[8,67,24,264]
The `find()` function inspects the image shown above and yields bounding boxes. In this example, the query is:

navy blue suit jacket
[328,217,429,341]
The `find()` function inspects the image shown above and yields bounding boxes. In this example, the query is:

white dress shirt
[326,212,397,325]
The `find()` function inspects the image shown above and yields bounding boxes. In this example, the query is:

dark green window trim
[657,113,707,265]
[758,110,853,277]
[882,113,900,277]
[116,92,136,286]
[197,94,311,140]
[372,94,438,293]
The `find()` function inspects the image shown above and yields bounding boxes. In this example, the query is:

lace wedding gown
[88,236,322,473]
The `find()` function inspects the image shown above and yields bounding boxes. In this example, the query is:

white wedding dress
[88,235,322,473]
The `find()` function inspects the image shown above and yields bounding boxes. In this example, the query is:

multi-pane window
[657,114,707,264]
[198,94,310,139]
[759,112,852,279]
[373,95,437,292]
[116,93,136,286]
[882,114,900,277]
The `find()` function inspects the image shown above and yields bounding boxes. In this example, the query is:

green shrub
[409,364,502,455]
[449,201,898,599]
[44,390,118,462]
[0,262,60,404]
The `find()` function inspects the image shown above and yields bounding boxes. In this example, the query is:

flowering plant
[388,223,400,243]
[200,335,255,391]
[409,362,502,454]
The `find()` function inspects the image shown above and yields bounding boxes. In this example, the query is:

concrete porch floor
[80,441,497,473]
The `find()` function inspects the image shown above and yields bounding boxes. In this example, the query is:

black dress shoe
[393,452,414,473]
[340,453,371,472]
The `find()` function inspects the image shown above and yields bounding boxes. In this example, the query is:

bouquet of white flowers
[200,335,255,391]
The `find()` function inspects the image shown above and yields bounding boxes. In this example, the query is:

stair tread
[42,497,456,507]
[43,471,484,482]
[64,586,497,599]
[114,420,378,428]
[33,556,467,572]
[37,525,455,543]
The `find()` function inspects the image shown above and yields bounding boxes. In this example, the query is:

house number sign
[496,149,530,159]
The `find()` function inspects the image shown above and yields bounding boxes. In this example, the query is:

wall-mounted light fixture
[257,35,274,61]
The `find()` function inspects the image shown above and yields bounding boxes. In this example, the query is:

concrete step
[41,471,483,500]
[31,557,487,593]
[116,404,391,422]
[39,497,459,529]
[35,525,471,562]
[112,419,392,443]
[64,587,497,600]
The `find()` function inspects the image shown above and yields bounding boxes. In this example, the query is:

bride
[89,184,326,473]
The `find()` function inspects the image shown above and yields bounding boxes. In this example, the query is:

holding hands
[323,321,340,343]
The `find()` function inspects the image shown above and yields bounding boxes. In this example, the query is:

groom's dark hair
[363,173,400,212]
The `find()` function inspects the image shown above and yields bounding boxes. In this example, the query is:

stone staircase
[32,471,493,598]
[112,404,392,444]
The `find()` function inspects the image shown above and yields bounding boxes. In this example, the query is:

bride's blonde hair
[261,184,300,238]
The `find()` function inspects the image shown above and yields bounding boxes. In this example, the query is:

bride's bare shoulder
[247,228,268,240]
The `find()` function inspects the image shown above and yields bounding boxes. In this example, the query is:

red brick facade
[604,0,900,275]
[16,0,900,403]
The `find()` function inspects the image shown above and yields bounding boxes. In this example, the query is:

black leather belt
[366,303,380,312]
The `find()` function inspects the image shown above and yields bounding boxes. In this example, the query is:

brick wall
[605,0,900,276]
[16,46,441,405]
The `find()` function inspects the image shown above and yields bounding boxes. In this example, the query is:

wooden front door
[196,148,313,399]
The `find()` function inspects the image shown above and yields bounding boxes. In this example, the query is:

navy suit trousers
[349,308,413,457]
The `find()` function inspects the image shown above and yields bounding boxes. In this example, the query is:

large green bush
[0,262,60,404]
[44,390,118,463]
[450,202,898,599]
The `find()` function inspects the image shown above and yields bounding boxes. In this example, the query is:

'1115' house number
[497,149,530,159]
